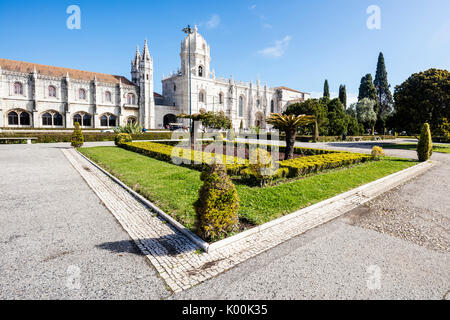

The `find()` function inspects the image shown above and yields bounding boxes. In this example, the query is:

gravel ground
[0,143,170,299]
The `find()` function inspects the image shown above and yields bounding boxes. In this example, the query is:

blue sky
[1,0,449,105]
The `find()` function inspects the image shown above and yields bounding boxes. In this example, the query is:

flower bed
[120,141,247,175]
[120,141,374,184]
[279,152,372,177]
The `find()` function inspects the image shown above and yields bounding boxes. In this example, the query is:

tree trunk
[285,128,296,160]
[313,120,319,142]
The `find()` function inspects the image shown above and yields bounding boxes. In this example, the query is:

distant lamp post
[182,25,194,137]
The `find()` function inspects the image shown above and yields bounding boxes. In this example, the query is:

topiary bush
[71,122,84,147]
[194,164,240,242]
[417,123,433,161]
[371,146,385,160]
[246,148,274,186]
[115,133,132,146]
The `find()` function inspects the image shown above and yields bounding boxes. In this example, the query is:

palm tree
[266,113,316,160]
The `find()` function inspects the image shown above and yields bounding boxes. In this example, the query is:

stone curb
[76,149,209,252]
[208,159,433,252]
[77,148,433,253]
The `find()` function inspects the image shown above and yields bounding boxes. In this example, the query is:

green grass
[382,143,450,153]
[79,146,416,231]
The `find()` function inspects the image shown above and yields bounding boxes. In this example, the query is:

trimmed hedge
[0,131,173,144]
[120,141,374,186]
[120,141,247,175]
[279,153,372,177]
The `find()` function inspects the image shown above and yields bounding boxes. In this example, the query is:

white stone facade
[0,27,309,130]
[160,26,310,129]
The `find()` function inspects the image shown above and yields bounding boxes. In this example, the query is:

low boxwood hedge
[279,152,372,177]
[0,131,173,144]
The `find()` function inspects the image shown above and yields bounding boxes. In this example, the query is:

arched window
[48,86,56,97]
[105,91,111,102]
[83,114,91,127]
[257,99,260,108]
[20,112,30,126]
[73,114,82,126]
[109,115,116,127]
[199,91,205,103]
[127,93,136,105]
[14,82,23,95]
[198,66,203,77]
[239,96,244,117]
[219,93,223,105]
[53,113,63,126]
[42,113,52,126]
[8,111,18,125]
[79,89,86,100]
[100,115,108,127]
[271,100,275,113]
[127,117,137,125]
[173,84,176,92]
[100,114,117,127]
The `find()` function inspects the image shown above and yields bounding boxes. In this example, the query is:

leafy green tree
[266,113,315,160]
[178,110,231,131]
[393,69,450,133]
[374,52,393,122]
[358,74,378,101]
[339,84,347,107]
[356,98,377,135]
[327,98,348,135]
[346,103,357,119]
[346,116,364,136]
[346,103,364,135]
[323,79,330,99]
[284,99,328,141]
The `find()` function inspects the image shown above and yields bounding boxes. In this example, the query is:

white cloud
[249,5,256,10]
[206,14,220,29]
[263,23,273,29]
[258,36,292,58]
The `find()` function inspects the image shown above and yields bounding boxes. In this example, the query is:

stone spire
[133,45,141,65]
[142,40,150,61]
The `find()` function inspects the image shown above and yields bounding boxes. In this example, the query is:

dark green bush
[0,131,172,143]
[417,123,433,161]
[194,164,240,241]
[71,122,84,147]
[115,133,132,146]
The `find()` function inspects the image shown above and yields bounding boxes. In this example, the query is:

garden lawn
[382,143,450,154]
[78,146,416,231]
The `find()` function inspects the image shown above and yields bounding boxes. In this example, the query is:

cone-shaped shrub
[115,133,132,146]
[417,123,433,161]
[71,122,84,147]
[194,164,239,241]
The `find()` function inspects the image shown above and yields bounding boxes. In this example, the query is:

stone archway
[163,113,177,128]
[254,111,265,128]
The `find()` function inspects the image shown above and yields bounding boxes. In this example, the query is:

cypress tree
[339,84,347,107]
[358,74,377,101]
[417,123,433,161]
[374,52,393,119]
[71,122,84,147]
[323,80,330,99]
